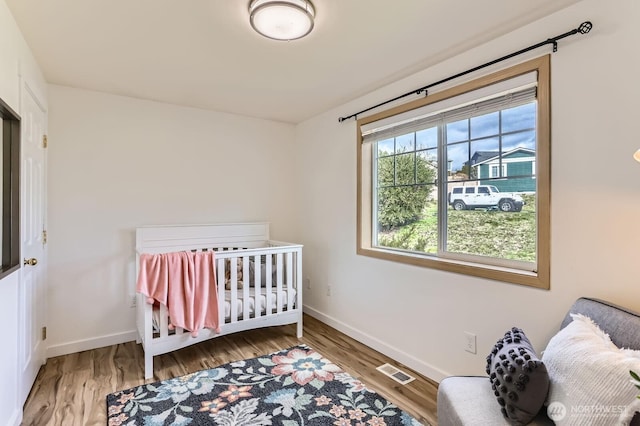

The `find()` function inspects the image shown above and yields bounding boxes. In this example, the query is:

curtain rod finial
[579,21,592,34]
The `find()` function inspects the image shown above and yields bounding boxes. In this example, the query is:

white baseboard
[303,305,450,383]
[44,311,451,383]
[8,408,21,426]
[46,330,138,358]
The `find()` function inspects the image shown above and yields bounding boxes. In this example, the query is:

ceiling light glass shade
[634,149,640,163]
[249,0,315,41]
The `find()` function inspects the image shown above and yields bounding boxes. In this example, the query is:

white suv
[448,185,524,212]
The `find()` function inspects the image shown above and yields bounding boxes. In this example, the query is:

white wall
[46,85,298,355]
[297,0,640,381]
[0,271,21,426]
[0,1,47,424]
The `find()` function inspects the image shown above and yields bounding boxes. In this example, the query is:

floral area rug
[106,344,423,425]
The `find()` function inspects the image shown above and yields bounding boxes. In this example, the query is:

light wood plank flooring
[22,314,439,425]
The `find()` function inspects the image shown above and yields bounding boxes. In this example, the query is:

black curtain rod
[338,21,593,123]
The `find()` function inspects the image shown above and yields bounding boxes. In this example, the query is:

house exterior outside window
[476,148,536,192]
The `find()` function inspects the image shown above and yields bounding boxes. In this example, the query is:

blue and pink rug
[106,344,423,425]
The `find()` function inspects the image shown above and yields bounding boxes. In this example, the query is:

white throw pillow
[541,313,640,426]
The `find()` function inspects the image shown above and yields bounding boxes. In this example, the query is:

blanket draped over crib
[136,251,220,337]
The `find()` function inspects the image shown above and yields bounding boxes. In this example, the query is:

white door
[19,83,47,406]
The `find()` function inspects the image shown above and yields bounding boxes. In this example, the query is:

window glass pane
[470,137,500,155]
[378,138,394,157]
[377,155,394,186]
[471,111,499,139]
[446,180,535,262]
[417,151,437,184]
[416,127,437,150]
[395,153,415,185]
[503,130,536,151]
[446,143,469,178]
[469,138,500,180]
[446,119,468,143]
[418,148,437,163]
[376,184,437,255]
[396,133,414,153]
[502,102,536,133]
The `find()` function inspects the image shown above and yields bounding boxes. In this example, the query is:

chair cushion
[437,376,553,426]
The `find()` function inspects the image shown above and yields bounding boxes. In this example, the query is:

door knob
[24,258,38,266]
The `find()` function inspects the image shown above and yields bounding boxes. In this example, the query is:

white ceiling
[6,0,581,124]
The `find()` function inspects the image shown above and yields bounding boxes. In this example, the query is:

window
[357,56,550,289]
[0,96,20,279]
[489,164,507,178]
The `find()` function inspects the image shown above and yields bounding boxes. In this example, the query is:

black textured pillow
[486,327,550,425]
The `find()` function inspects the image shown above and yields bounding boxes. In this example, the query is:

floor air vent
[376,363,416,385]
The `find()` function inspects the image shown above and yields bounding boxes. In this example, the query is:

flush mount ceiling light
[249,0,315,41]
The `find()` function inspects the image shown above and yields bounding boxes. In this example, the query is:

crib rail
[134,223,303,379]
[142,243,302,340]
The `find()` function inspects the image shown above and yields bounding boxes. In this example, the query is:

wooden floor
[22,314,439,425]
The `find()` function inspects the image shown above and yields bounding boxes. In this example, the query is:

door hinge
[42,135,48,148]
[42,230,47,244]
[42,326,47,340]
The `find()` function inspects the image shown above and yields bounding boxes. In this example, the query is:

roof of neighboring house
[471,148,535,167]
[469,151,499,165]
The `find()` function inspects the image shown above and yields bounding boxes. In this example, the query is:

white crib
[135,222,303,379]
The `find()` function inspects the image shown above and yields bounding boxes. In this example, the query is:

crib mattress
[224,287,296,319]
[152,287,297,333]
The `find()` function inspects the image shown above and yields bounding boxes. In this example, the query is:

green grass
[378,195,536,262]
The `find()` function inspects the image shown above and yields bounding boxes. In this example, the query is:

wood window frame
[356,56,550,289]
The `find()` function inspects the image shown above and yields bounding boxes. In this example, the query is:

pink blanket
[136,251,220,337]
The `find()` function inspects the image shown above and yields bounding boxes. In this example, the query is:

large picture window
[357,56,550,288]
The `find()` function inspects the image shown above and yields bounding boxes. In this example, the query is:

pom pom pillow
[541,313,640,426]
[486,327,549,425]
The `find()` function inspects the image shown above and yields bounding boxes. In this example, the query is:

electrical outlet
[326,284,332,296]
[304,277,311,289]
[129,294,137,308]
[464,331,477,354]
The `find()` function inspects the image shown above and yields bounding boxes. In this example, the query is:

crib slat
[217,258,225,326]
[254,256,262,319]
[230,256,238,322]
[265,253,273,316]
[286,251,293,311]
[295,248,303,337]
[159,304,169,338]
[242,255,250,320]
[276,253,283,314]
